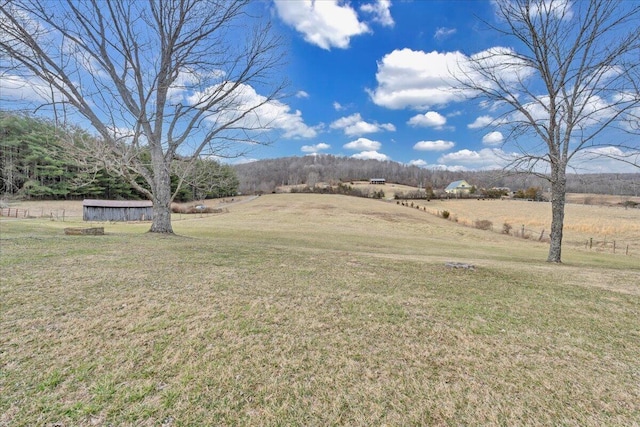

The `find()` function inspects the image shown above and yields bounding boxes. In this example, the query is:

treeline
[0,112,238,201]
[3,111,636,200]
[234,155,640,196]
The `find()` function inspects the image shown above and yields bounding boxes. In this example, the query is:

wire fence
[1,208,84,221]
[583,238,633,256]
[0,208,29,218]
[400,203,635,257]
[1,207,226,222]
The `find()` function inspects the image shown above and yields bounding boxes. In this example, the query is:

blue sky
[2,0,638,173]
[250,0,505,169]
[241,0,639,173]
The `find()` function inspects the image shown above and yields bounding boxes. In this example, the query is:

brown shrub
[502,222,512,235]
[171,203,226,214]
[474,219,493,230]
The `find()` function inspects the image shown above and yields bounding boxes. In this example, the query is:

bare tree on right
[459,0,640,263]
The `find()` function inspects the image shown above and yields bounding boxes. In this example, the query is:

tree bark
[149,159,173,234]
[547,164,566,263]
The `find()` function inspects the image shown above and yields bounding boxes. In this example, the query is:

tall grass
[421,198,640,256]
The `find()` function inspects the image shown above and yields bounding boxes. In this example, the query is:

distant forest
[234,155,640,196]
[3,112,637,201]
[0,112,237,201]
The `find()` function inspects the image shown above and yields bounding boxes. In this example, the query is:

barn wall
[83,206,153,221]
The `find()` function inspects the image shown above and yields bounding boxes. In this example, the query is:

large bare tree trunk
[547,164,566,263]
[149,160,173,234]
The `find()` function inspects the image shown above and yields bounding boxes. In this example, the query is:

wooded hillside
[0,112,238,201]
[2,112,637,200]
[234,155,640,196]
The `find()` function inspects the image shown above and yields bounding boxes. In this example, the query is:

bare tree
[459,0,640,262]
[0,0,284,233]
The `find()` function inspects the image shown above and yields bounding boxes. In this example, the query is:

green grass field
[1,194,639,426]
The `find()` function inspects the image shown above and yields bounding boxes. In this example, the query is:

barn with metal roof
[82,199,153,222]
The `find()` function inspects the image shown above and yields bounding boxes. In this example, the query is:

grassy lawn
[1,194,639,426]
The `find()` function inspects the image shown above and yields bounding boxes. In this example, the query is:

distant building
[445,180,472,195]
[83,199,153,222]
[370,178,386,185]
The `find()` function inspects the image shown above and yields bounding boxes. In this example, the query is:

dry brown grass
[565,192,640,206]
[1,194,639,426]
[419,198,640,256]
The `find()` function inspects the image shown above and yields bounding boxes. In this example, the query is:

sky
[241,0,639,173]
[1,0,638,173]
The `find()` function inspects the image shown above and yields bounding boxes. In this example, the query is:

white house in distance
[445,180,472,195]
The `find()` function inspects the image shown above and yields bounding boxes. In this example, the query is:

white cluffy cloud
[343,137,382,151]
[368,48,468,109]
[369,47,533,110]
[407,111,447,128]
[360,0,394,27]
[468,115,495,129]
[301,142,331,153]
[352,150,390,161]
[438,148,513,170]
[274,0,370,50]
[187,82,317,139]
[573,146,640,173]
[413,140,455,151]
[527,0,574,20]
[0,74,66,103]
[408,159,429,168]
[482,131,504,145]
[330,113,395,136]
[344,136,389,161]
[409,159,465,171]
[515,94,620,131]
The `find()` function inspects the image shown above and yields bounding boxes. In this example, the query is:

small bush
[171,203,224,214]
[475,219,493,230]
[372,190,385,199]
[441,210,450,219]
[395,189,435,200]
[502,222,512,235]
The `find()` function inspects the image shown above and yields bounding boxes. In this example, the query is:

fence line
[584,238,632,255]
[398,202,634,257]
[0,208,29,218]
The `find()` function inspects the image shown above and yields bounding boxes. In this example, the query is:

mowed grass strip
[1,194,639,426]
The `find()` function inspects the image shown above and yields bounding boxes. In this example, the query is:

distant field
[1,194,639,426]
[275,183,639,257]
[418,198,640,257]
